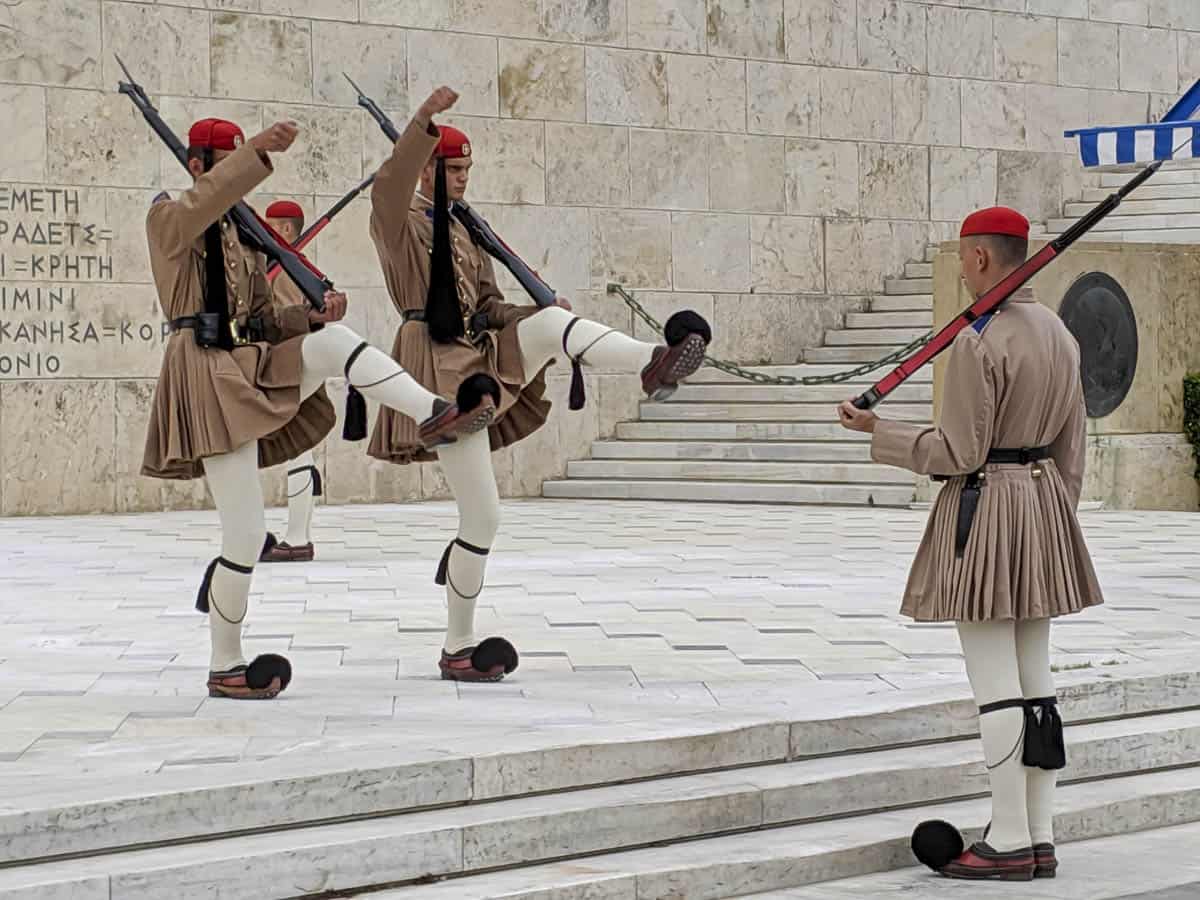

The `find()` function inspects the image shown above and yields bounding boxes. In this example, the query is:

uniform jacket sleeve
[369,112,439,256]
[254,267,312,343]
[1049,388,1087,508]
[870,331,997,476]
[145,144,273,259]
[475,253,533,327]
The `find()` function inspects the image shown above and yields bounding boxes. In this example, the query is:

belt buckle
[229,320,250,346]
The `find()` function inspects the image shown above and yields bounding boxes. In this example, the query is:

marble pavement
[0,499,1197,835]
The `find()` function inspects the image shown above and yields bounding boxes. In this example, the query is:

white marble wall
[1,0,1192,514]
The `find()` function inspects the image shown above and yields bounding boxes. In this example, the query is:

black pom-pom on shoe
[912,820,965,871]
[246,653,293,692]
[457,373,501,411]
[663,310,711,347]
[472,637,519,675]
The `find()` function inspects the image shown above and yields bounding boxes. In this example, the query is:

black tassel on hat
[425,157,465,344]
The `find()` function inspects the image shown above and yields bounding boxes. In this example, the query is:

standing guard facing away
[368,86,713,682]
[838,207,1103,880]
[141,117,497,699]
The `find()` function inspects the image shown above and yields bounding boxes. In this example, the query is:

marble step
[903,261,932,278]
[1046,212,1200,232]
[1100,167,1200,186]
[6,664,1195,868]
[869,294,933,313]
[588,441,875,463]
[737,820,1200,899]
[6,710,1199,900]
[636,401,930,422]
[359,766,1200,900]
[1065,197,1200,217]
[542,479,917,506]
[844,311,931,329]
[883,277,932,295]
[805,345,911,364]
[824,327,929,346]
[564,460,916,485]
[669,382,931,403]
[685,364,931,385]
[1083,183,1200,202]
[1040,226,1200,243]
[615,421,874,441]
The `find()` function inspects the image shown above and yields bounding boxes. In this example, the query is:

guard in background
[258,199,347,563]
[838,207,1103,880]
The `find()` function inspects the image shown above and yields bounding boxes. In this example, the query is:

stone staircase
[1039,166,1200,242]
[4,663,1198,899]
[543,249,938,507]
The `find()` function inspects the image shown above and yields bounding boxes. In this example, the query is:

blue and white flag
[1066,79,1200,167]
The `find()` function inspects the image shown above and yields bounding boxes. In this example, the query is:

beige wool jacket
[141,144,334,480]
[366,112,551,465]
[871,287,1103,622]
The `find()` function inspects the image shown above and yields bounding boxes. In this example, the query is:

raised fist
[419,86,459,119]
[249,121,299,154]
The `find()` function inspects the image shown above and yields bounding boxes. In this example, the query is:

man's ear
[187,157,205,179]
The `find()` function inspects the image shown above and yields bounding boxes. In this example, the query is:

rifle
[852,160,1162,410]
[116,55,328,312]
[266,173,376,283]
[345,73,557,308]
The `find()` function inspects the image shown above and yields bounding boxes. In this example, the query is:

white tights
[429,308,659,654]
[201,325,439,671]
[517,306,655,383]
[957,618,1057,851]
[281,378,347,546]
[435,429,498,653]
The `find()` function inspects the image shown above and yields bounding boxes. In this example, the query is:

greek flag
[1066,79,1200,167]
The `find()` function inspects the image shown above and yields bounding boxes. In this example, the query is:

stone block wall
[2,0,1196,515]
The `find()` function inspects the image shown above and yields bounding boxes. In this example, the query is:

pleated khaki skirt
[142,332,335,480]
[900,460,1104,622]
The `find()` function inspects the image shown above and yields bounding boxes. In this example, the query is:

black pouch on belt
[193,312,223,348]
[954,472,983,559]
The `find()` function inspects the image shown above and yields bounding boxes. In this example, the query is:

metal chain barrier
[607,283,932,387]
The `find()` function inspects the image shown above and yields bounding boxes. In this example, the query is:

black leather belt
[169,315,262,345]
[942,447,1051,559]
[168,316,201,333]
[403,308,491,339]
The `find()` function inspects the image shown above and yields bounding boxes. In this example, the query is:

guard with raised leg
[363,85,712,682]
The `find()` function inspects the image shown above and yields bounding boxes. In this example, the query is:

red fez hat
[434,125,471,160]
[960,206,1029,240]
[188,118,245,151]
[265,200,304,219]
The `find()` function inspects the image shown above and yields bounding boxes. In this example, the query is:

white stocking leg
[517,306,656,383]
[957,619,1033,852]
[434,429,499,653]
[301,323,438,421]
[1016,618,1056,846]
[284,447,317,547]
[201,440,265,673]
